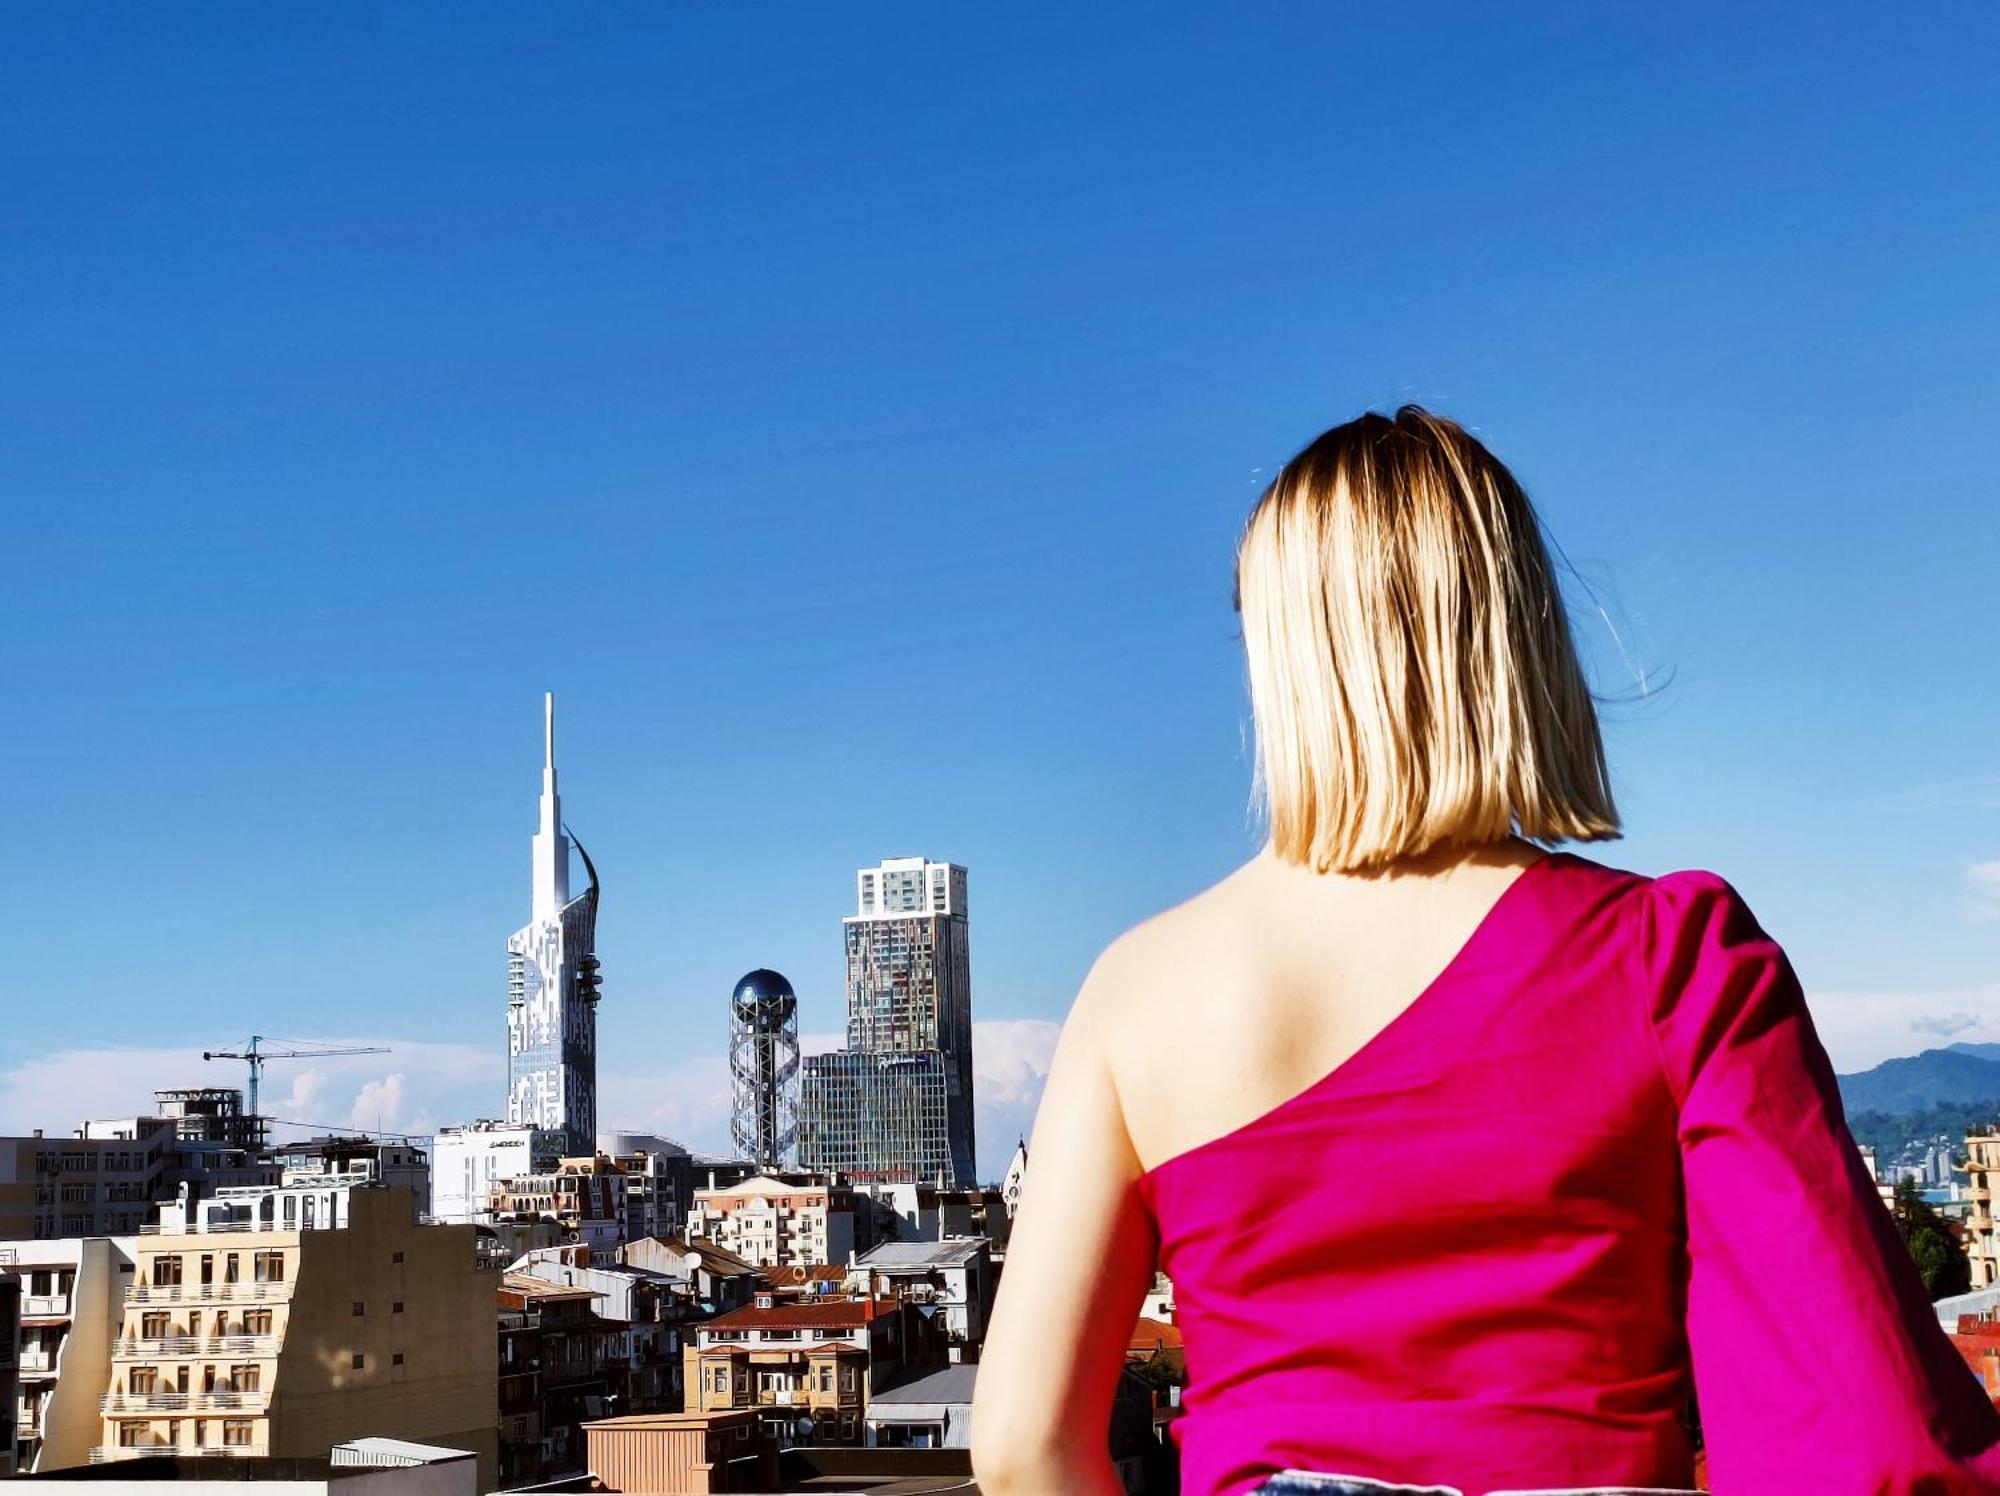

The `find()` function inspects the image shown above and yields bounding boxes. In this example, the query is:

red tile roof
[1129,1315,1183,1354]
[704,1296,899,1331]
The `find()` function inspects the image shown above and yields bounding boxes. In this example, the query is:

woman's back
[1102,838,1551,1182]
[968,410,2000,1496]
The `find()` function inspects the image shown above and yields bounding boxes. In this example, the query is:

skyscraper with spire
[505,693,602,1155]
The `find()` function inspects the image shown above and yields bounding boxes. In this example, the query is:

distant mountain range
[1836,1044,2000,1166]
[1838,1043,2000,1116]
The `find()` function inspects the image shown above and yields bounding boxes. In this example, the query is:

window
[118,1422,146,1448]
[392,1352,405,1366]
[224,1254,240,1284]
[254,1252,284,1283]
[141,1312,168,1339]
[242,1310,272,1335]
[351,1353,365,1370]
[129,1368,158,1394]
[151,1256,182,1287]
[223,1420,252,1447]
[392,1301,404,1314]
[391,1251,404,1264]
[352,1301,365,1317]
[200,1254,214,1285]
[229,1365,260,1392]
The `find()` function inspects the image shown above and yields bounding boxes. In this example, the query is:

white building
[683,1176,856,1270]
[505,694,602,1155]
[0,1236,137,1472]
[845,1238,991,1355]
[429,1123,564,1226]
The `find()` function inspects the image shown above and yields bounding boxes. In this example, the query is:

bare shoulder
[1058,859,1265,1116]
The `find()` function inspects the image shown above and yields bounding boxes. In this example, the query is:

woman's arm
[971,950,1160,1495]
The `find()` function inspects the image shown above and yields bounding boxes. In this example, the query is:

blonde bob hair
[1235,405,1619,873]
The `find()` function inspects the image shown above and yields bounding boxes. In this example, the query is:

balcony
[92,1446,245,1463]
[20,1350,56,1374]
[125,1283,289,1306]
[22,1294,71,1317]
[114,1335,279,1359]
[101,1391,271,1415]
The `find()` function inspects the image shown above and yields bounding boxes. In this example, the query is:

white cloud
[0,1018,1064,1184]
[0,1041,500,1145]
[1968,862,2000,923]
[597,1018,1062,1182]
[1806,985,2000,1074]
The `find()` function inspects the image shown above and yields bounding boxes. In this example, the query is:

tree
[1892,1176,1972,1299]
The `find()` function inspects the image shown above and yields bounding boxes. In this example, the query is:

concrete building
[849,1182,1010,1251]
[2,1236,138,1472]
[266,1140,428,1204]
[507,1247,688,1414]
[1958,1127,2000,1289]
[615,1236,760,1315]
[799,859,976,1188]
[598,1134,694,1243]
[505,694,603,1156]
[683,1288,939,1449]
[682,1177,856,1271]
[430,1123,565,1227]
[97,1188,495,1485]
[845,1239,992,1358]
[496,1273,613,1485]
[488,1156,627,1255]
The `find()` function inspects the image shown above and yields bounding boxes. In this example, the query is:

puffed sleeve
[1642,870,2000,1492]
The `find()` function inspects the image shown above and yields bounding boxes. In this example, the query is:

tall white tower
[506,692,602,1154]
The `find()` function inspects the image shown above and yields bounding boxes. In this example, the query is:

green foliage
[1891,1177,1972,1299]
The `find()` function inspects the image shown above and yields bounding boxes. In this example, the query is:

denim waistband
[1249,1471,1705,1496]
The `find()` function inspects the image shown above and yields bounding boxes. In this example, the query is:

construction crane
[202,1035,391,1121]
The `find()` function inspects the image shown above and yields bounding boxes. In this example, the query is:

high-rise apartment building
[506,694,603,1156]
[798,859,976,1187]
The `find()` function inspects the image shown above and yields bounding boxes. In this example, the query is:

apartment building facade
[97,1186,495,1484]
[488,1155,628,1254]
[1962,1128,2000,1289]
[682,1176,857,1271]
[683,1290,938,1448]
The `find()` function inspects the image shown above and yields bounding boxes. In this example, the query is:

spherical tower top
[732,968,797,1031]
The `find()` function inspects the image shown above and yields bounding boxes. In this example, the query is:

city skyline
[5,8,1997,1190]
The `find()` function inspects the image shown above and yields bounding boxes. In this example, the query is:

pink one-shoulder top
[1134,851,2000,1495]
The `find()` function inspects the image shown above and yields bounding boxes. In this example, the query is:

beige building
[1960,1128,2000,1289]
[683,1289,935,1447]
[96,1186,496,1485]
[682,1176,856,1270]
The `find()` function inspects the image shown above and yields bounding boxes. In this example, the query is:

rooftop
[853,1238,986,1270]
[705,1296,898,1331]
[872,1363,978,1406]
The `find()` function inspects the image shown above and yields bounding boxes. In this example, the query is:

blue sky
[3,6,1997,1180]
